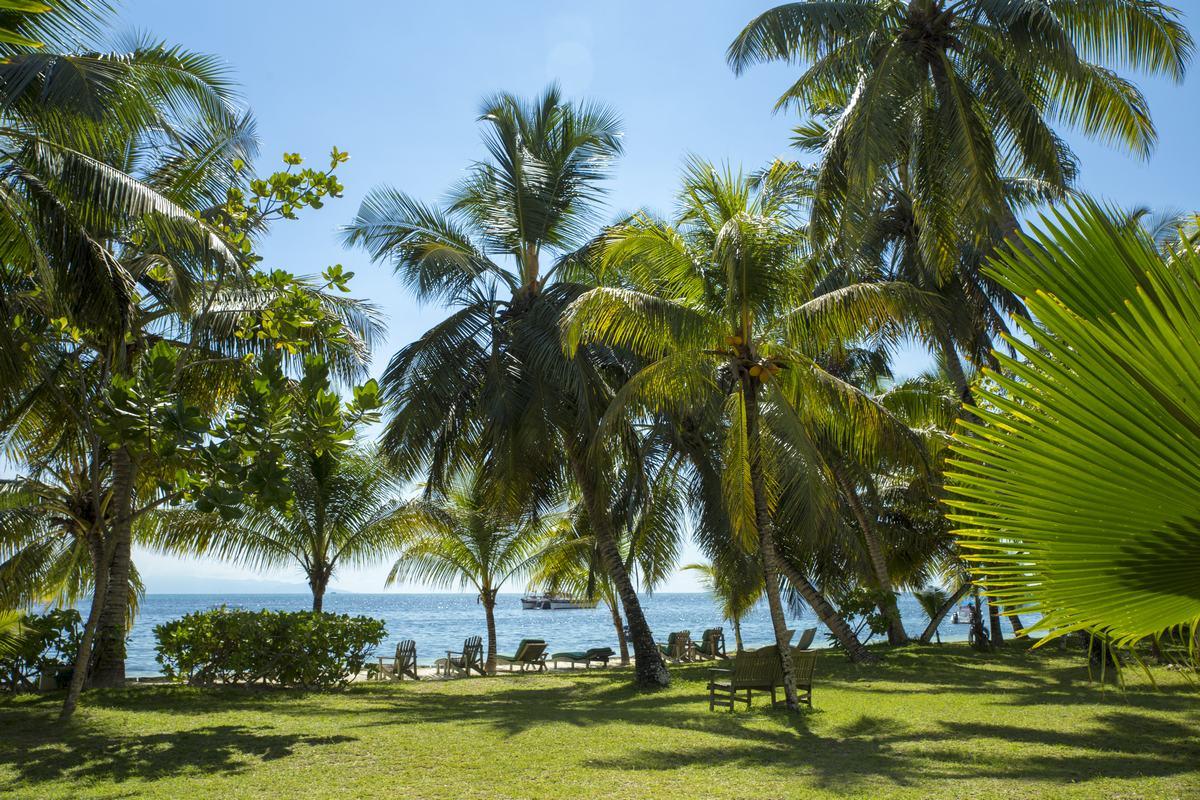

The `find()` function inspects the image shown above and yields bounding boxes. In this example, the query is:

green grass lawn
[1,641,1197,800]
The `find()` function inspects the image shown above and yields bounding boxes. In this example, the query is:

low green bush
[0,609,81,693]
[154,607,386,689]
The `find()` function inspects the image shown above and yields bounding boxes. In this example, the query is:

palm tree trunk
[970,586,990,651]
[311,578,326,613]
[732,616,744,653]
[608,600,629,666]
[988,598,1005,646]
[918,584,970,644]
[831,465,907,645]
[60,528,108,721]
[90,446,136,689]
[742,379,799,711]
[483,591,497,676]
[774,557,875,662]
[569,449,668,687]
[1007,610,1026,637]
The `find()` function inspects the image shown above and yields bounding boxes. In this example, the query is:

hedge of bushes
[154,607,386,689]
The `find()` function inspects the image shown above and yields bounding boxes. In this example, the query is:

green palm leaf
[946,200,1200,660]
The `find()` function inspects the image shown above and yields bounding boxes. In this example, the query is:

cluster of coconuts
[725,334,784,382]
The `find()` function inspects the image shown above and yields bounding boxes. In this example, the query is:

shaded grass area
[1,642,1197,799]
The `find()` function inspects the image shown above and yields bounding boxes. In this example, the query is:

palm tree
[947,199,1200,667]
[150,448,406,612]
[531,456,685,665]
[685,556,763,652]
[389,473,555,675]
[344,86,673,686]
[728,0,1192,265]
[565,159,929,707]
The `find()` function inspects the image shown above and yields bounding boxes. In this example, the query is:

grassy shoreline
[2,642,1197,800]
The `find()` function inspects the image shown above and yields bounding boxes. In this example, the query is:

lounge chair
[378,639,418,681]
[435,635,484,677]
[494,639,548,673]
[695,628,726,659]
[707,645,818,711]
[550,647,615,668]
[795,626,817,650]
[658,630,695,662]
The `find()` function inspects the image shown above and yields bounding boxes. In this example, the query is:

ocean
[122,592,1013,677]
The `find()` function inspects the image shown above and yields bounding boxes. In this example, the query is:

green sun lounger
[495,639,548,672]
[550,647,615,668]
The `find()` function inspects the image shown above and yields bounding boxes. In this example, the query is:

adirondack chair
[695,628,726,659]
[795,627,817,651]
[658,630,694,662]
[550,647,615,668]
[495,639,548,673]
[378,639,419,681]
[437,635,484,677]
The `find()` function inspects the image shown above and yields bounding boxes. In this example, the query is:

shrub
[154,607,386,689]
[0,609,82,693]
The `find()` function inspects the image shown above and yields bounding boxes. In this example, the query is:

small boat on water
[521,594,598,610]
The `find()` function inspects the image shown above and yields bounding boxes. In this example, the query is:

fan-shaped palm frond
[947,199,1200,666]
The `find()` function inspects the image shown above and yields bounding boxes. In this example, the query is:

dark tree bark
[483,589,498,675]
[742,379,800,710]
[89,447,136,688]
[60,527,108,721]
[570,450,669,687]
[988,596,1005,646]
[608,600,629,666]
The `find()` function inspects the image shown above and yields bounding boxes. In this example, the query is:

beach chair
[707,645,782,711]
[436,635,484,677]
[377,639,419,681]
[495,639,548,673]
[706,645,818,711]
[550,647,615,669]
[695,628,726,659]
[658,630,694,662]
[795,627,817,650]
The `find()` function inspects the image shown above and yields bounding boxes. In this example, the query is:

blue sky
[118,0,1200,593]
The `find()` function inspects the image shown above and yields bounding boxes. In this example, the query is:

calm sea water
[122,592,1015,677]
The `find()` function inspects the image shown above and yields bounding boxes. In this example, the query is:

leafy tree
[344,86,673,686]
[948,199,1200,668]
[147,357,395,613]
[389,472,556,675]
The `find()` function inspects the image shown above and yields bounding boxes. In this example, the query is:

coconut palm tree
[565,159,931,708]
[343,86,673,686]
[389,472,557,675]
[150,447,406,612]
[947,199,1200,667]
[728,0,1192,266]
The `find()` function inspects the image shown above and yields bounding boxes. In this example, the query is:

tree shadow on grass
[0,705,355,788]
